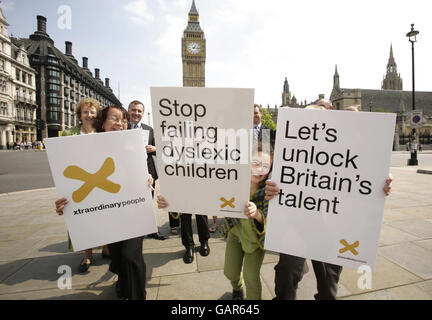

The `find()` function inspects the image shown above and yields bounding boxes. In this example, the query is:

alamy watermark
[58,5,72,30]
[57,265,72,290]
[357,264,372,290]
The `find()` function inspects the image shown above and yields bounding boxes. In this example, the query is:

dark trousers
[180,214,209,247]
[274,253,343,300]
[169,212,180,229]
[108,236,146,300]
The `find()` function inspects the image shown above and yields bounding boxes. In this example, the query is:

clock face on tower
[187,41,201,54]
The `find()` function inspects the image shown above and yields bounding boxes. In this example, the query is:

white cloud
[124,0,154,25]
[156,14,184,56]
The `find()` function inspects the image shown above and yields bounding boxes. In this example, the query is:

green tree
[261,108,276,130]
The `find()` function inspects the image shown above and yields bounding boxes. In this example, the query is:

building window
[47,56,59,65]
[47,111,61,122]
[0,79,6,93]
[16,106,21,120]
[46,66,60,78]
[0,101,7,116]
[48,83,61,92]
[48,96,61,105]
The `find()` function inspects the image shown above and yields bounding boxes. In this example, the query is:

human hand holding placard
[264,107,396,270]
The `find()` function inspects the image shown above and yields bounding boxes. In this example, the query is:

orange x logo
[339,239,359,256]
[63,157,120,203]
[220,197,235,208]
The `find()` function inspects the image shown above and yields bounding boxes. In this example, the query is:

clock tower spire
[182,0,206,87]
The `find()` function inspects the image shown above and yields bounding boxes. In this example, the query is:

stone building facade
[330,45,432,149]
[12,15,120,139]
[0,8,37,149]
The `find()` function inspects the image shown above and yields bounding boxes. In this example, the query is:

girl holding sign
[219,147,272,300]
[156,147,272,300]
[216,145,276,300]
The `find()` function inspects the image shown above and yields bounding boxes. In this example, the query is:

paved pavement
[0,166,431,300]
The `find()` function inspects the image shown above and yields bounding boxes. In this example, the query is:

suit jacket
[257,124,276,148]
[138,123,158,181]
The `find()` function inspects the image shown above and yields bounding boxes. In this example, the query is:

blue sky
[3,0,431,125]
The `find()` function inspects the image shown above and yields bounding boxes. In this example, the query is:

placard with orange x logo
[339,239,360,256]
[220,197,235,208]
[63,157,120,203]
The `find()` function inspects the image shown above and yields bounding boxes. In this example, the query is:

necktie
[254,125,259,140]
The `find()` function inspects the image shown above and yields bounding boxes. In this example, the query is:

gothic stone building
[182,0,206,87]
[12,15,121,139]
[330,45,432,149]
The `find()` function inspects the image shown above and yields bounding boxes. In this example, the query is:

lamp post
[406,23,419,166]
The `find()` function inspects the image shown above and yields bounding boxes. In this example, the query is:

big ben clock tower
[182,0,206,87]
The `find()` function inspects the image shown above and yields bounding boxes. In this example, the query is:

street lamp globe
[406,24,419,43]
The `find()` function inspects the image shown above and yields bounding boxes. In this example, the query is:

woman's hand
[383,173,393,196]
[157,195,168,209]
[265,180,279,200]
[148,174,154,192]
[55,198,68,215]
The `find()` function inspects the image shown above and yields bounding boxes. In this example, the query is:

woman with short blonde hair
[60,98,110,273]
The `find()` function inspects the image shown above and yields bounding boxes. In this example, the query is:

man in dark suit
[128,100,167,240]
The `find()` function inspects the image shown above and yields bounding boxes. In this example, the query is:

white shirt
[131,121,142,129]
[253,123,261,140]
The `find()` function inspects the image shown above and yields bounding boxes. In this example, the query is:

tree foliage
[261,108,276,130]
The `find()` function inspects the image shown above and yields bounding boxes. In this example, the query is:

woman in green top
[62,98,100,136]
[221,148,272,300]
[58,98,110,273]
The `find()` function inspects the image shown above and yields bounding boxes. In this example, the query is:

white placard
[45,130,157,251]
[151,87,254,218]
[265,108,396,270]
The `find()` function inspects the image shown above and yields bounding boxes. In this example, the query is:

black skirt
[108,236,146,300]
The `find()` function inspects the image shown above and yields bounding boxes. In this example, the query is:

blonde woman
[59,98,111,272]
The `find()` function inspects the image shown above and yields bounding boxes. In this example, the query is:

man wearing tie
[128,100,167,240]
[253,105,275,146]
